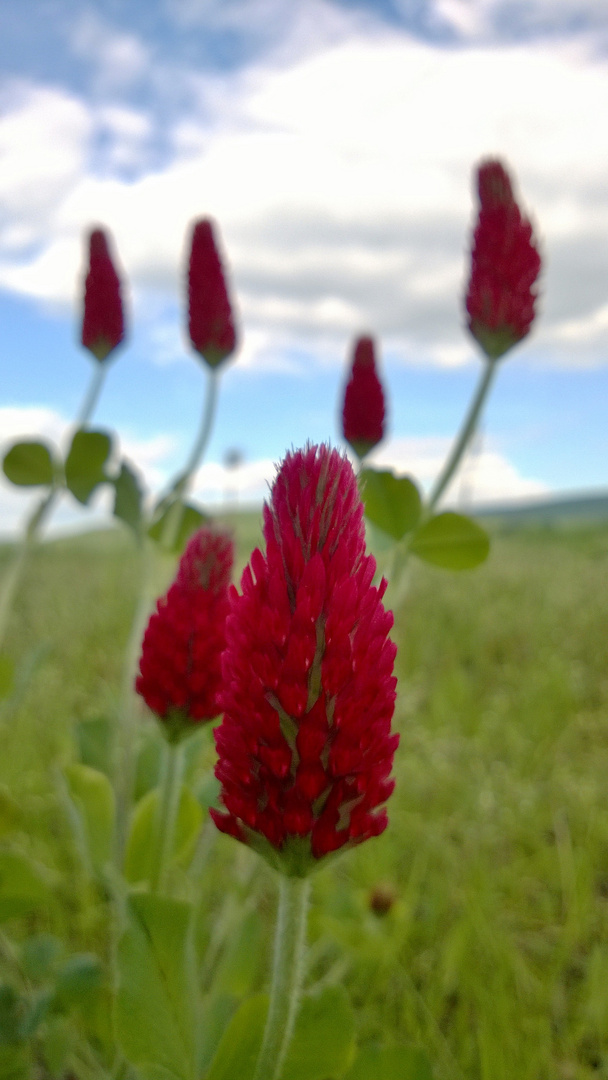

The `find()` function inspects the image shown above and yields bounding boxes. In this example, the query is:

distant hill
[467,490,608,525]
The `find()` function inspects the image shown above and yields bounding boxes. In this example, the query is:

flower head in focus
[136,526,233,741]
[466,159,541,361]
[341,336,386,459]
[211,444,398,876]
[81,228,125,363]
[188,219,237,368]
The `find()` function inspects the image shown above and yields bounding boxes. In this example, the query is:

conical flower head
[81,228,125,363]
[188,218,237,368]
[466,159,541,361]
[341,336,386,459]
[136,526,233,741]
[211,444,399,876]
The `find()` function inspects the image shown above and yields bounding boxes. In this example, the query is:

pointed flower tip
[212,443,398,874]
[477,158,514,208]
[188,218,237,369]
[136,525,234,739]
[81,226,125,363]
[466,158,541,362]
[342,335,386,460]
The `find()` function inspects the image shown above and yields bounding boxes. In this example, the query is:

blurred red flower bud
[136,526,233,740]
[211,444,398,875]
[341,336,386,459]
[188,219,237,368]
[466,159,541,361]
[369,883,397,916]
[81,228,125,362]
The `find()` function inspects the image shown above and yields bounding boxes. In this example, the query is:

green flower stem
[75,361,108,428]
[253,874,311,1080]
[426,359,497,516]
[0,363,109,653]
[160,367,219,551]
[113,537,154,867]
[150,736,185,894]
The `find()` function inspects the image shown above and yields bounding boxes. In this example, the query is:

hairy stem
[253,874,311,1080]
[150,737,185,894]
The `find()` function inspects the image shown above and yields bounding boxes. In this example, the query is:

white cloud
[0,11,608,366]
[191,455,276,506]
[369,435,548,505]
[0,82,91,250]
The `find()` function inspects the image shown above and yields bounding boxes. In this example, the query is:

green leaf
[282,985,356,1080]
[148,501,208,554]
[0,657,14,700]
[0,984,22,1044]
[134,733,163,801]
[74,716,113,776]
[410,512,490,570]
[113,461,144,536]
[124,785,203,884]
[138,1067,184,1080]
[2,441,54,487]
[343,1045,434,1080]
[55,954,103,1010]
[0,851,48,921]
[64,764,115,874]
[64,428,112,505]
[21,935,62,982]
[197,994,237,1077]
[213,912,262,997]
[40,1016,71,1078]
[0,786,21,837]
[360,469,422,541]
[116,894,198,1080]
[19,990,53,1039]
[0,1045,30,1080]
[205,994,267,1080]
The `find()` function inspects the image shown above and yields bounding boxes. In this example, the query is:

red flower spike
[341,336,386,459]
[466,159,541,362]
[188,218,237,368]
[81,228,125,362]
[136,526,233,741]
[211,444,399,876]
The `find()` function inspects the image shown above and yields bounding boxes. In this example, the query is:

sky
[1,0,608,535]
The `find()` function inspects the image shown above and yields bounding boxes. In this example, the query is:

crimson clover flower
[136,526,233,741]
[341,336,386,459]
[81,228,125,362]
[188,219,237,368]
[211,444,399,876]
[466,159,541,361]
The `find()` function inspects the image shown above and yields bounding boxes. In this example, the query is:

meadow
[0,513,607,1080]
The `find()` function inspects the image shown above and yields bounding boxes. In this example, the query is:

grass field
[0,515,607,1079]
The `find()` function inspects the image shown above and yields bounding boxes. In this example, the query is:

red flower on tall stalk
[211,444,398,875]
[81,228,125,362]
[341,336,386,459]
[136,526,233,740]
[466,159,541,361]
[188,219,237,368]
